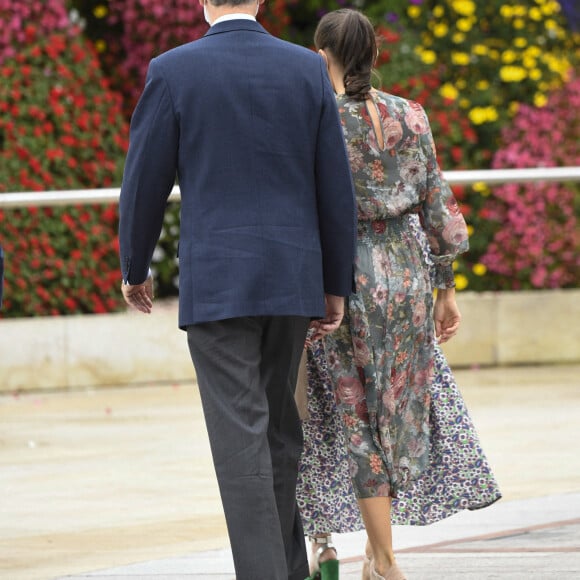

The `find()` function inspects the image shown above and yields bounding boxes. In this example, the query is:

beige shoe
[370,559,406,580]
[362,554,371,580]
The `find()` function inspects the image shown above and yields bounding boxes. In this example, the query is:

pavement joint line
[398,517,580,553]
[423,547,580,552]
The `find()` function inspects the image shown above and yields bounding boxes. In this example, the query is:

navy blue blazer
[119,19,356,329]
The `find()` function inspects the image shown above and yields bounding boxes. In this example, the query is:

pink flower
[412,301,426,327]
[381,117,403,149]
[336,376,365,407]
[400,158,426,184]
[442,217,468,247]
[353,336,371,366]
[391,369,409,400]
[404,102,429,134]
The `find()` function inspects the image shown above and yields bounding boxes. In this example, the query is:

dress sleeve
[416,105,469,288]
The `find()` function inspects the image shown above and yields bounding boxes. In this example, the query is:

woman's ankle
[372,552,396,575]
[309,534,338,563]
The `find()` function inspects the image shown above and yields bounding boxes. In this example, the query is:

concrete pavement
[1,364,579,579]
[58,492,580,579]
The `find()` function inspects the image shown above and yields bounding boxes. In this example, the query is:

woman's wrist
[436,287,456,301]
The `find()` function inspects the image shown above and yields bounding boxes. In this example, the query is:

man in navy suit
[118,1,356,578]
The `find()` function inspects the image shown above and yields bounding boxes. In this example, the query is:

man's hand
[433,288,461,344]
[309,293,345,341]
[121,274,154,314]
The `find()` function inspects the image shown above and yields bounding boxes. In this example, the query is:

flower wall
[0,0,129,317]
[0,0,578,319]
[480,75,580,289]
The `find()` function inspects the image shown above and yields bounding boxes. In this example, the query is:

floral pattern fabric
[298,212,500,533]
[297,339,501,535]
[338,91,468,289]
[324,91,469,498]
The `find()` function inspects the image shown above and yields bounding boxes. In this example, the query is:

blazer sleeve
[118,58,179,284]
[314,58,357,297]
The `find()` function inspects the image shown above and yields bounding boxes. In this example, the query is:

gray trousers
[187,316,310,580]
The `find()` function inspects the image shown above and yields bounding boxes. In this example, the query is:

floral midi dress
[323,91,469,499]
[297,216,501,535]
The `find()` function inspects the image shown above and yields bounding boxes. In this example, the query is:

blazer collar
[203,19,269,38]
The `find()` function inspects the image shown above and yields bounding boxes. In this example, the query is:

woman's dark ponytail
[314,9,377,101]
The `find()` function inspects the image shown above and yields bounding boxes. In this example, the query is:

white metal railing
[0,166,579,208]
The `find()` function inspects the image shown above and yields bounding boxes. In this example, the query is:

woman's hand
[309,293,345,341]
[433,288,461,344]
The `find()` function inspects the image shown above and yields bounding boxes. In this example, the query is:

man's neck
[208,2,257,23]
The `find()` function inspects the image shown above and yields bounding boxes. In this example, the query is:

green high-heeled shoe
[305,535,339,580]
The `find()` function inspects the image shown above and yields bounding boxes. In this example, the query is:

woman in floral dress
[300,8,487,580]
[298,216,501,577]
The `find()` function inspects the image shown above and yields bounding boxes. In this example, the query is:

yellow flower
[452,52,470,66]
[523,56,537,69]
[545,19,557,30]
[513,18,525,29]
[472,263,487,276]
[489,49,500,60]
[499,65,527,82]
[433,23,449,38]
[472,181,487,192]
[542,1,558,15]
[514,37,527,48]
[468,107,498,124]
[513,5,526,17]
[459,98,470,109]
[433,6,445,18]
[500,5,513,18]
[95,39,107,53]
[476,80,490,90]
[467,225,474,236]
[529,7,542,20]
[408,5,421,18]
[486,107,499,121]
[452,0,476,17]
[529,68,542,81]
[452,32,466,44]
[452,261,459,272]
[93,4,108,18]
[440,83,459,100]
[534,92,548,107]
[542,53,570,75]
[468,108,487,125]
[501,50,517,64]
[421,50,437,65]
[456,18,473,32]
[473,44,488,56]
[508,101,520,116]
[456,78,467,89]
[525,46,542,59]
[454,274,469,290]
